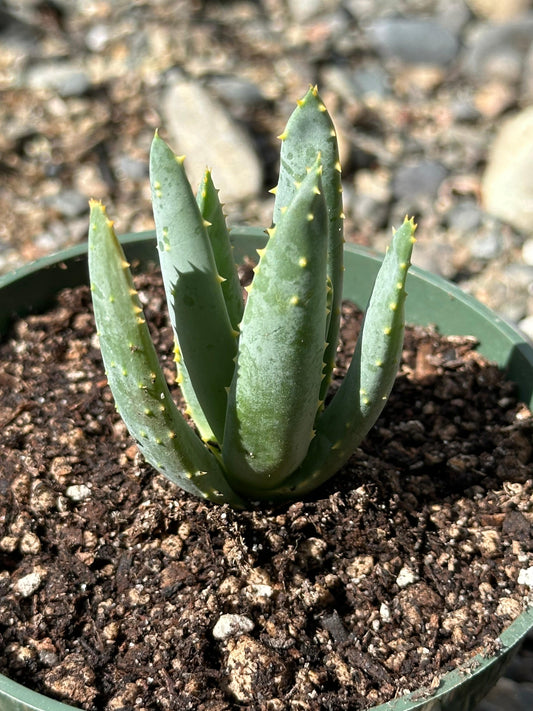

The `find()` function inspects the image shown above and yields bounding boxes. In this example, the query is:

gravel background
[0,0,532,709]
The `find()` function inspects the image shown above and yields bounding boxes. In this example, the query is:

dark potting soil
[0,269,532,711]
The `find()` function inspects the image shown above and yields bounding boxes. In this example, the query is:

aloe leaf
[150,133,238,444]
[261,217,417,501]
[88,201,244,507]
[223,158,329,494]
[196,169,244,332]
[273,86,344,404]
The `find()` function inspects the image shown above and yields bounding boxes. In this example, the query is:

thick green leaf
[196,169,244,332]
[274,86,344,403]
[88,201,244,507]
[257,217,417,500]
[223,158,329,493]
[150,133,237,443]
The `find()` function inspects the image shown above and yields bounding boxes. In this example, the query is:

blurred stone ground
[0,0,532,708]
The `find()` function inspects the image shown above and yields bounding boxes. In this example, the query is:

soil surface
[0,272,532,711]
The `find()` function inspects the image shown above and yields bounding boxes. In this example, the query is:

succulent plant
[88,86,416,508]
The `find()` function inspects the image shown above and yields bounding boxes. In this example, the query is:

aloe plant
[88,86,416,507]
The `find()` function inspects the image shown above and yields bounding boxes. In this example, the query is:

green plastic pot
[0,229,532,711]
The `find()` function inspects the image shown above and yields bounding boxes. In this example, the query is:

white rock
[396,566,419,588]
[522,238,533,265]
[518,315,533,341]
[518,566,533,588]
[379,602,391,621]
[66,484,91,501]
[213,614,255,640]
[243,583,274,601]
[15,571,45,597]
[160,78,262,203]
[482,107,533,233]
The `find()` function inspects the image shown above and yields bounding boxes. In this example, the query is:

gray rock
[321,62,390,102]
[368,18,460,66]
[521,42,533,100]
[436,0,473,35]
[467,228,505,260]
[450,97,482,123]
[350,193,389,230]
[446,201,483,233]
[160,78,262,203]
[25,62,91,97]
[392,160,448,200]
[500,264,533,320]
[0,6,40,56]
[504,263,533,286]
[351,64,391,99]
[462,17,533,82]
[344,0,392,22]
[115,155,148,182]
[482,106,533,233]
[33,217,87,253]
[411,241,458,281]
[46,189,88,218]
[206,75,265,111]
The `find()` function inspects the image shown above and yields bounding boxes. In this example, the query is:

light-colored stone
[522,238,533,265]
[462,17,533,82]
[368,18,459,66]
[396,566,419,588]
[379,602,391,621]
[474,81,517,118]
[242,583,274,602]
[65,484,91,501]
[518,566,533,588]
[287,0,335,23]
[160,78,262,203]
[466,0,532,21]
[25,62,90,97]
[518,315,533,341]
[15,569,45,597]
[213,613,254,640]
[482,107,533,233]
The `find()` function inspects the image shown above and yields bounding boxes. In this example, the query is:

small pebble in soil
[213,613,255,640]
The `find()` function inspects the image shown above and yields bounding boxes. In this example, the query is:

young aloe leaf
[150,133,238,444]
[223,157,329,494]
[274,86,344,404]
[88,201,244,507]
[259,217,417,501]
[196,169,244,332]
